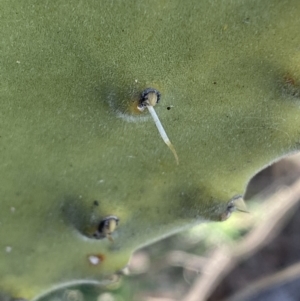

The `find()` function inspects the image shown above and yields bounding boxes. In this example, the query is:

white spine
[147,105,179,165]
[147,105,170,144]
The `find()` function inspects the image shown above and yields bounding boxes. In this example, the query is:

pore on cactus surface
[1,0,300,299]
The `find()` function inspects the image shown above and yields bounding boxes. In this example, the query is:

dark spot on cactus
[243,17,250,24]
[93,200,99,206]
[221,200,236,221]
[213,81,217,84]
[138,87,161,111]
[167,106,171,110]
[141,87,161,102]
[220,195,248,221]
[92,216,119,242]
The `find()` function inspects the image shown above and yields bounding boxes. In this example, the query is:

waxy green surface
[1,0,300,299]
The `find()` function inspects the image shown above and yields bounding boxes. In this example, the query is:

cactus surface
[1,0,300,299]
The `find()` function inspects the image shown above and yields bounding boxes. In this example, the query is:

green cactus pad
[1,0,300,299]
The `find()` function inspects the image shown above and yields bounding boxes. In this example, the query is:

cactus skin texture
[1,0,300,299]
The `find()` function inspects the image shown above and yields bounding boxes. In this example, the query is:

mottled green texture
[1,0,300,299]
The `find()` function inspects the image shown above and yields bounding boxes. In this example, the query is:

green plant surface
[1,0,300,299]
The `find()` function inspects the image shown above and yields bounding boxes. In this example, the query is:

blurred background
[36,153,300,301]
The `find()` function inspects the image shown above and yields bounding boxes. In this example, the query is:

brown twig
[226,261,300,301]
